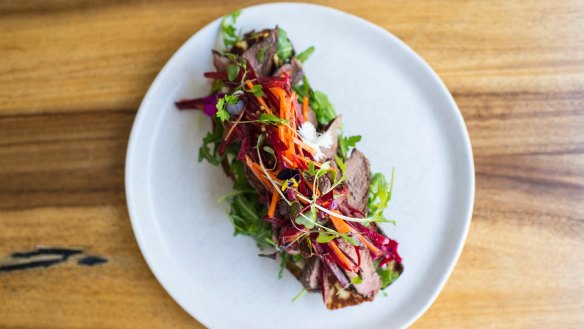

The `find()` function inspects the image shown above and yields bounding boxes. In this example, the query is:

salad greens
[220,10,242,48]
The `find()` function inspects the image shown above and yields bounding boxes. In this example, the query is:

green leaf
[312,161,331,181]
[257,46,267,62]
[335,156,346,173]
[316,232,336,243]
[289,202,302,218]
[230,160,252,191]
[198,117,225,165]
[224,52,237,62]
[296,46,315,62]
[278,253,288,279]
[367,169,395,223]
[215,95,237,122]
[224,94,239,105]
[216,108,230,122]
[291,253,303,263]
[338,135,362,160]
[307,161,317,176]
[258,113,288,125]
[345,135,362,147]
[376,265,401,289]
[227,192,274,250]
[294,76,337,125]
[276,28,293,62]
[329,169,337,184]
[312,91,336,124]
[250,84,264,97]
[351,275,363,285]
[227,64,240,81]
[221,10,242,49]
[340,234,360,246]
[216,97,225,112]
[211,79,224,93]
[263,146,275,157]
[295,209,315,229]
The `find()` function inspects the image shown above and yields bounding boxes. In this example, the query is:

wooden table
[1,1,583,327]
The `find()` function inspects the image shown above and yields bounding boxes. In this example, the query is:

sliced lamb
[320,115,342,160]
[345,148,371,213]
[212,50,230,72]
[242,29,278,77]
[337,240,381,299]
[273,57,304,85]
[300,257,321,291]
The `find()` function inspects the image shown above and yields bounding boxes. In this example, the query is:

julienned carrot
[287,97,297,151]
[254,162,279,181]
[246,80,271,114]
[244,155,271,188]
[292,137,317,155]
[280,92,287,120]
[269,87,287,142]
[295,155,322,168]
[302,97,309,122]
[328,240,356,271]
[282,156,295,167]
[357,235,383,256]
[267,190,280,218]
[330,211,352,234]
[290,93,297,131]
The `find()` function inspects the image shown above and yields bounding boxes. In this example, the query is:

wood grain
[1,0,583,328]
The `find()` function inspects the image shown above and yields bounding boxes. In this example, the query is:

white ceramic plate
[126,3,474,329]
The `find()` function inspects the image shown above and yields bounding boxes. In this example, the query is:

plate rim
[125,3,475,328]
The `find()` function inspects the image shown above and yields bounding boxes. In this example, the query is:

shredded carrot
[246,80,271,114]
[280,93,287,120]
[328,240,355,270]
[251,161,279,181]
[282,155,295,167]
[330,211,352,234]
[302,97,309,122]
[287,139,295,157]
[244,155,272,188]
[287,105,295,152]
[356,235,383,255]
[267,190,280,218]
[292,137,317,155]
[295,155,322,168]
[290,93,297,131]
[268,87,288,141]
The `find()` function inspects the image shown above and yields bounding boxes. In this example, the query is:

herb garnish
[375,259,400,289]
[257,113,288,125]
[296,46,315,62]
[198,117,225,165]
[215,94,239,122]
[276,28,293,63]
[257,46,268,62]
[220,10,242,48]
[338,134,362,160]
[294,76,336,125]
[227,64,240,81]
[368,168,396,224]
